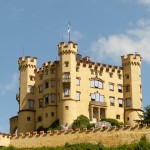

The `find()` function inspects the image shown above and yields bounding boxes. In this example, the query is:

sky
[1,0,150,133]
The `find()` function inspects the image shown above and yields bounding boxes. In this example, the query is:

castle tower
[121,54,143,126]
[17,56,37,133]
[58,41,78,125]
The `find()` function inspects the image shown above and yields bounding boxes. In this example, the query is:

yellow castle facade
[10,41,143,134]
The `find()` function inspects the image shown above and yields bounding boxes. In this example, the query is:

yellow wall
[0,134,10,147]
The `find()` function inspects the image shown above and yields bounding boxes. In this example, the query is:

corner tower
[58,41,78,125]
[121,54,143,126]
[17,56,37,133]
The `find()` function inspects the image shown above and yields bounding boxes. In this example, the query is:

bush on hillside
[101,118,123,127]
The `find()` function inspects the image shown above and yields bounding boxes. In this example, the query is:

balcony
[90,101,107,107]
[16,93,20,102]
[62,78,71,83]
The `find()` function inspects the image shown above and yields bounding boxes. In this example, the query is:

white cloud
[0,73,19,95]
[138,0,150,5]
[90,19,150,63]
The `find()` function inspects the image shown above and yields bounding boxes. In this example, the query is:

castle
[10,41,143,134]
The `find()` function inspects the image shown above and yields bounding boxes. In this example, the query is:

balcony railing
[62,78,71,83]
[90,101,107,107]
[16,93,20,102]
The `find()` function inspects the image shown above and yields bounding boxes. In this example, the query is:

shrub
[101,118,122,127]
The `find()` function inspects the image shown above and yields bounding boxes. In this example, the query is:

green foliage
[72,115,93,130]
[101,118,123,127]
[49,119,60,130]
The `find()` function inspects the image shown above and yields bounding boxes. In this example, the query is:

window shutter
[100,95,104,102]
[99,81,103,89]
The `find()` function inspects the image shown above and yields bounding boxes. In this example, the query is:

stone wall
[10,125,150,148]
[0,133,10,147]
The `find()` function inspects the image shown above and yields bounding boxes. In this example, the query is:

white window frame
[76,78,80,86]
[110,97,115,106]
[76,92,80,101]
[109,83,114,91]
[100,95,104,102]
[118,99,123,107]
[64,87,69,96]
[126,98,131,107]
[51,93,55,103]
[98,81,103,89]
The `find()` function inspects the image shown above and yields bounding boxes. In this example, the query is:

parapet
[58,41,78,55]
[18,56,37,70]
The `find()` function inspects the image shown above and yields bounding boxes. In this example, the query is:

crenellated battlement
[58,41,78,56]
[77,60,123,74]
[18,56,37,70]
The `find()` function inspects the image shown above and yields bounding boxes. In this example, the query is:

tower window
[126,85,130,92]
[64,73,70,78]
[27,117,30,121]
[39,99,43,108]
[45,81,49,89]
[118,74,122,79]
[116,115,120,119]
[28,85,34,93]
[76,67,79,72]
[39,75,43,80]
[118,85,123,92]
[45,113,48,118]
[51,93,55,103]
[76,92,80,101]
[51,112,54,117]
[109,83,114,91]
[50,69,55,74]
[51,80,55,87]
[125,74,129,79]
[45,94,49,105]
[64,87,70,96]
[109,73,113,78]
[29,76,34,81]
[110,97,115,106]
[39,85,43,93]
[28,99,34,109]
[126,98,131,107]
[37,116,42,122]
[45,69,48,75]
[76,78,80,86]
[90,80,103,89]
[64,61,69,67]
[65,106,69,110]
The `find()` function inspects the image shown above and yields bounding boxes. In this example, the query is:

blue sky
[1,0,150,133]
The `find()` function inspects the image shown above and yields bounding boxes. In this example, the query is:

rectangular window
[118,74,122,79]
[126,98,131,107]
[64,61,69,67]
[29,86,34,94]
[51,80,55,87]
[76,78,80,86]
[125,74,129,79]
[39,75,42,80]
[100,95,104,102]
[51,93,55,103]
[116,115,120,119]
[110,97,115,106]
[118,99,123,107]
[64,73,70,78]
[109,73,113,78]
[90,80,94,88]
[45,94,49,105]
[28,100,34,109]
[64,87,69,96]
[126,85,130,92]
[29,76,34,81]
[98,81,103,89]
[91,93,95,100]
[118,85,123,92]
[51,112,54,117]
[109,83,114,91]
[39,85,43,93]
[45,81,49,89]
[45,69,48,75]
[50,69,55,74]
[95,93,100,102]
[76,92,80,101]
[95,80,99,88]
[39,99,43,108]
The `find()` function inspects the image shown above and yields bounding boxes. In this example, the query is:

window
[76,92,80,101]
[51,112,54,117]
[27,117,30,121]
[39,75,42,80]
[37,116,42,122]
[90,80,103,89]
[29,76,34,81]
[118,99,123,107]
[39,99,43,108]
[64,87,69,96]
[76,78,80,86]
[51,93,55,103]
[99,71,102,76]
[64,61,69,67]
[28,86,34,93]
[39,85,43,93]
[126,85,130,92]
[51,80,55,87]
[65,106,69,110]
[64,73,70,78]
[76,67,79,72]
[45,69,48,75]
[91,93,104,102]
[109,73,113,78]
[116,115,120,119]
[45,94,49,105]
[126,98,131,107]
[118,85,123,92]
[45,113,48,118]
[50,69,55,74]
[28,100,34,109]
[109,83,114,91]
[118,74,122,79]
[45,81,49,89]
[110,97,115,106]
[125,74,129,79]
